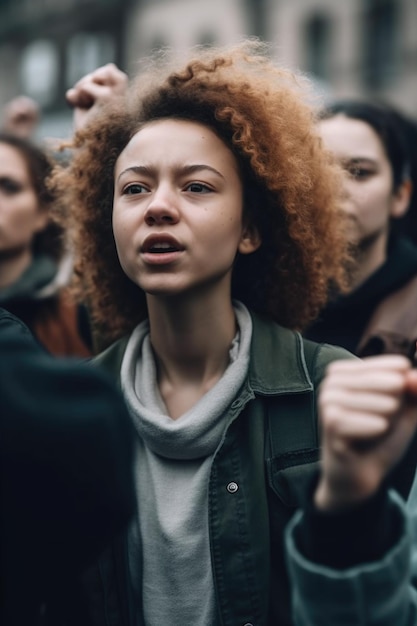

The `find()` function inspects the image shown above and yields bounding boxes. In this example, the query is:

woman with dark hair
[390,107,417,247]
[284,99,417,625]
[0,133,91,355]
[305,99,417,360]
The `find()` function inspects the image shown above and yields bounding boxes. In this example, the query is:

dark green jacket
[84,311,352,626]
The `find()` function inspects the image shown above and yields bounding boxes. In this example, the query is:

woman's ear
[238,224,262,255]
[391,179,413,219]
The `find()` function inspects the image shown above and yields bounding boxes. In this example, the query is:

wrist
[314,477,375,513]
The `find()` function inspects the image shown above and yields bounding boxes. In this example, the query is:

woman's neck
[146,293,238,418]
[349,233,388,291]
[0,249,32,289]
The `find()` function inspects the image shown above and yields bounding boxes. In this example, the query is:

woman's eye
[185,182,212,193]
[0,178,23,194]
[346,166,372,181]
[123,183,148,195]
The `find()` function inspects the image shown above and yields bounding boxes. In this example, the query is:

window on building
[66,32,115,88]
[304,13,332,81]
[362,0,400,88]
[20,40,59,107]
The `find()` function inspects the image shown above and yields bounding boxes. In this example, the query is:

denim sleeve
[285,491,417,626]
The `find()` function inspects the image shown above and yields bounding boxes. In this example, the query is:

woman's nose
[144,187,180,226]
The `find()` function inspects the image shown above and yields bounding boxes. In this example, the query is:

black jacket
[0,309,135,626]
[306,236,417,356]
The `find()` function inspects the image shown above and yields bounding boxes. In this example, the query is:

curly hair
[0,133,64,261]
[51,39,352,347]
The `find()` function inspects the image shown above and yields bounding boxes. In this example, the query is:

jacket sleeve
[285,489,417,625]
[0,309,135,606]
[284,341,417,625]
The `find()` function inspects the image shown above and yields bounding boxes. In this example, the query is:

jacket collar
[248,311,313,395]
[95,310,314,396]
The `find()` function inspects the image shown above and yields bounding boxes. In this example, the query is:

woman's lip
[141,250,184,265]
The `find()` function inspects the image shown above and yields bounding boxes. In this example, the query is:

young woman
[305,100,416,359]
[54,41,355,626]
[285,102,417,625]
[0,133,91,355]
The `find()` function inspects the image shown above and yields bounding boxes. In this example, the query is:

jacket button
[226,481,239,493]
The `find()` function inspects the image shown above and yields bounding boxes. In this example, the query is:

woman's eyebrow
[117,165,153,182]
[117,163,225,182]
[344,157,378,166]
[180,164,225,179]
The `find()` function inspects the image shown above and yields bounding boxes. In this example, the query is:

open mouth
[148,242,180,253]
[142,235,184,254]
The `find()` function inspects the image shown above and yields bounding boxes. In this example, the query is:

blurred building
[0,0,416,139]
[0,0,133,137]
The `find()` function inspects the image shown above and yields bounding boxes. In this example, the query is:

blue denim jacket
[285,455,417,625]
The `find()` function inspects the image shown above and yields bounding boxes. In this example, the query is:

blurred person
[1,95,40,140]
[285,352,417,626]
[390,108,417,247]
[0,307,135,626]
[305,100,416,360]
[51,41,356,625]
[0,133,92,355]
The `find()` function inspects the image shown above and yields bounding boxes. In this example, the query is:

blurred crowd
[2,42,417,626]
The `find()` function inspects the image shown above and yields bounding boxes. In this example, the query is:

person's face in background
[0,142,48,270]
[317,114,410,257]
[112,118,260,301]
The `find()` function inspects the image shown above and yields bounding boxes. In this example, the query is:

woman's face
[317,114,408,251]
[112,118,260,299]
[0,142,47,258]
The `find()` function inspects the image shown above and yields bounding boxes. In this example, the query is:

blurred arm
[0,308,135,598]
[66,63,129,132]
